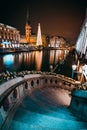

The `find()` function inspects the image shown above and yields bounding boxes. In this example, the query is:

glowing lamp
[72,65,77,70]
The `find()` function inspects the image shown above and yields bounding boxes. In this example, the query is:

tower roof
[26,9,30,25]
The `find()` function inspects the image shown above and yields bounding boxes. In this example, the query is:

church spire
[26,8,30,25]
[25,8,31,43]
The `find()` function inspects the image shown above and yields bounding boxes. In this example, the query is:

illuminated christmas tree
[36,23,42,46]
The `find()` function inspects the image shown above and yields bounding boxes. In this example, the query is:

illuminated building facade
[76,9,87,59]
[20,12,47,46]
[49,36,66,47]
[0,23,20,48]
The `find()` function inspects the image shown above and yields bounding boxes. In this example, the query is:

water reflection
[49,50,66,65]
[0,50,68,73]
[35,51,42,70]
[3,54,14,66]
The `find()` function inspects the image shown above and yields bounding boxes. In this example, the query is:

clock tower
[25,9,31,43]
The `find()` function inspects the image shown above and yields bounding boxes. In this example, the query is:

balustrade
[0,71,81,130]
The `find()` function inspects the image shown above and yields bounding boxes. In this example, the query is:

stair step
[29,93,75,116]
[13,101,80,124]
[9,87,87,130]
[10,112,87,130]
[24,95,79,121]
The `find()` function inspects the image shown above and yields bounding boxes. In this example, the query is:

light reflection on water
[35,51,43,71]
[0,50,68,72]
[3,54,14,66]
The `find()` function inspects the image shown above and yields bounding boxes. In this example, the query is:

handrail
[0,79,26,106]
[0,75,42,106]
[0,71,85,108]
[0,72,76,106]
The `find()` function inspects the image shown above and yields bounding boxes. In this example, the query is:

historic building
[20,12,47,46]
[0,23,20,48]
[49,36,67,48]
[76,9,87,59]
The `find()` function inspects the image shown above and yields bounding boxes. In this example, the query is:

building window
[0,27,2,30]
[4,28,6,31]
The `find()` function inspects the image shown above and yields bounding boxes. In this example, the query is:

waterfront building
[0,23,20,48]
[76,9,87,59]
[20,11,47,47]
[49,36,66,47]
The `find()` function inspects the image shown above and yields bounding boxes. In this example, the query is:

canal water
[0,49,73,77]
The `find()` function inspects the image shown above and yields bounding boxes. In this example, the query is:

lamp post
[72,64,77,79]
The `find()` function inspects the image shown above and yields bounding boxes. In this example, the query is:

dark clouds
[0,0,87,43]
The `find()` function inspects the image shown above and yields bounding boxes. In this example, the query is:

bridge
[0,71,87,130]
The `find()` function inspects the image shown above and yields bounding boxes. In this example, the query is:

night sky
[0,0,87,43]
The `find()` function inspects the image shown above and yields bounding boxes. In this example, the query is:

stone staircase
[9,87,87,130]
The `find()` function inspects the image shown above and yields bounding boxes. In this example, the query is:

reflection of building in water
[20,11,47,46]
[59,50,65,60]
[18,53,23,64]
[3,54,14,66]
[49,36,66,47]
[35,51,42,70]
[0,23,20,48]
[49,50,65,65]
[50,50,55,64]
[17,51,42,70]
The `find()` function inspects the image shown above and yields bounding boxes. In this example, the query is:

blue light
[2,40,11,44]
[3,54,14,66]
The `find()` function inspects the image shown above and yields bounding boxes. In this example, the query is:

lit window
[0,27,2,30]
[2,39,4,42]
[3,44,5,48]
[6,44,8,48]
[4,28,6,31]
